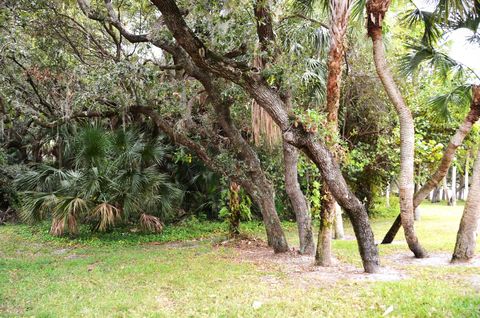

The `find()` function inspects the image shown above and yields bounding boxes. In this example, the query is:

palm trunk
[283,141,315,254]
[367,0,426,258]
[315,0,351,265]
[382,85,480,243]
[452,147,480,262]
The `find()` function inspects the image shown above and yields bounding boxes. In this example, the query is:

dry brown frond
[139,213,164,233]
[91,203,121,232]
[50,217,65,236]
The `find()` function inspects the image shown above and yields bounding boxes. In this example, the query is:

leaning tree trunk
[151,0,379,273]
[284,141,315,254]
[382,85,480,243]
[315,0,351,266]
[452,146,480,263]
[253,1,313,254]
[367,0,426,258]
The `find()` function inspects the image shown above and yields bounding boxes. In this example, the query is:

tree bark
[254,1,313,254]
[316,184,336,266]
[283,141,315,254]
[367,0,426,258]
[150,0,379,272]
[382,85,480,243]
[315,0,351,265]
[452,147,480,263]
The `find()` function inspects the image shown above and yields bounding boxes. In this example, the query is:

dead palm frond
[139,213,164,233]
[91,202,121,232]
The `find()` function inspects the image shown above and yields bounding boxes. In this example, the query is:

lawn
[0,202,479,317]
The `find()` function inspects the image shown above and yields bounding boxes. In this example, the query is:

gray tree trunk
[452,147,480,262]
[367,1,426,258]
[283,141,315,254]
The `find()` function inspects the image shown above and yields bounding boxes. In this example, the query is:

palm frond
[402,8,442,45]
[427,84,472,122]
[139,213,164,233]
[91,202,121,232]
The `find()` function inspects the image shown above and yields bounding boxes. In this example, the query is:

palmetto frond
[398,42,466,78]
[427,84,472,122]
[91,202,121,232]
[402,8,442,45]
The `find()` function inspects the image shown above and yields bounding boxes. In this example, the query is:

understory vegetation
[1,0,480,316]
[1,203,479,317]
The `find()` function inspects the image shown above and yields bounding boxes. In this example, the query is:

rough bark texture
[316,0,351,265]
[382,85,480,243]
[149,0,379,273]
[367,0,426,258]
[315,185,336,266]
[254,1,312,254]
[283,141,315,254]
[452,147,480,263]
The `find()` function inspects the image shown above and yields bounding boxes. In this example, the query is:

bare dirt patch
[218,237,407,287]
[385,252,480,267]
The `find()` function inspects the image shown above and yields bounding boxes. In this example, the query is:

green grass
[1,202,479,317]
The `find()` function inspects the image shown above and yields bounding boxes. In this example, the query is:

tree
[366,0,427,258]
[452,144,480,262]
[316,0,351,266]
[149,0,379,272]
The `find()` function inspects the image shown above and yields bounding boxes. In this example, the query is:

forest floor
[1,202,479,317]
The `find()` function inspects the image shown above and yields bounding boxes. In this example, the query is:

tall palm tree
[452,139,480,262]
[366,0,427,258]
[316,0,352,267]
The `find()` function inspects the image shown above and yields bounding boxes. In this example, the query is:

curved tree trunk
[367,0,426,258]
[253,1,312,254]
[452,146,480,263]
[382,85,480,243]
[315,0,351,265]
[283,141,315,254]
[150,0,379,273]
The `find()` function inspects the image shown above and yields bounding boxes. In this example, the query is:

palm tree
[366,0,427,258]
[381,0,480,243]
[16,126,182,236]
[452,142,480,263]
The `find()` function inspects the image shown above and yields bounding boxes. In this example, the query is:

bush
[370,195,400,219]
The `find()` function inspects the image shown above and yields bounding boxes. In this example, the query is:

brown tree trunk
[316,184,336,266]
[253,1,312,254]
[228,182,241,237]
[382,85,480,243]
[150,0,379,272]
[283,141,315,254]
[315,0,351,265]
[452,146,480,263]
[367,0,426,258]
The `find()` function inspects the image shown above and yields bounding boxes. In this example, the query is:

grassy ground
[0,202,479,317]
